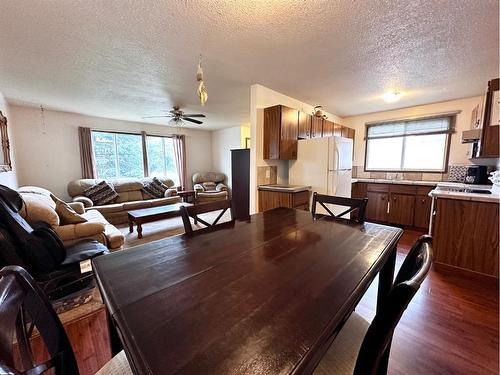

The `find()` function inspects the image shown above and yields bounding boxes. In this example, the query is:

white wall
[0,92,17,188]
[211,126,242,189]
[249,84,343,213]
[10,104,212,200]
[344,96,484,168]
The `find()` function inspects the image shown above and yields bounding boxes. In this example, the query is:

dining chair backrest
[180,200,234,234]
[311,192,368,223]
[0,265,79,375]
[353,235,433,374]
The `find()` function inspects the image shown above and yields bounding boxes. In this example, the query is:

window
[364,116,453,172]
[91,131,179,183]
[146,136,179,185]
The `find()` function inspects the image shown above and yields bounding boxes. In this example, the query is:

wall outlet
[265,169,271,179]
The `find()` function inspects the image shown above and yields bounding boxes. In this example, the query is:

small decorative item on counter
[488,170,500,194]
[447,165,468,182]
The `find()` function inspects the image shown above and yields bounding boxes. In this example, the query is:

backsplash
[352,165,470,183]
[257,166,278,185]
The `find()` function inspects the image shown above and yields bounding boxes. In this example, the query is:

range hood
[461,129,481,143]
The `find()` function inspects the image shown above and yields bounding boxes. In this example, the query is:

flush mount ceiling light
[383,90,404,103]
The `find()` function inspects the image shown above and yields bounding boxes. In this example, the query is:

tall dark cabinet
[231,149,250,220]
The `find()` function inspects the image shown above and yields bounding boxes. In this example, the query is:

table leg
[137,223,143,239]
[128,217,133,233]
[376,244,397,374]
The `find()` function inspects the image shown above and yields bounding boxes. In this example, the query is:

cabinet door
[280,106,298,160]
[388,193,415,226]
[347,128,355,140]
[366,192,388,222]
[341,126,350,138]
[351,182,367,199]
[333,123,342,137]
[298,111,311,139]
[263,105,281,159]
[413,195,432,229]
[322,120,334,137]
[311,117,323,138]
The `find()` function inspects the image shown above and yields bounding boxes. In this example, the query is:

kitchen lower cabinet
[388,193,415,226]
[258,189,310,212]
[365,191,388,222]
[414,195,432,228]
[433,198,499,277]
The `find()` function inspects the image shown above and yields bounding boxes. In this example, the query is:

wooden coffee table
[127,203,192,239]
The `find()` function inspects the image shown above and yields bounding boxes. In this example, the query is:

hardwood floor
[356,229,499,374]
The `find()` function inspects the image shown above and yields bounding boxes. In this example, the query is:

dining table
[92,207,403,374]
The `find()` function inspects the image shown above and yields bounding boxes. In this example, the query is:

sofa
[67,177,182,225]
[18,186,124,250]
[192,172,229,203]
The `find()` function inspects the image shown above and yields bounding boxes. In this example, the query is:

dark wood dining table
[92,207,403,375]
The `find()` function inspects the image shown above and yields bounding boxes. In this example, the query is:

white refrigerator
[289,136,353,215]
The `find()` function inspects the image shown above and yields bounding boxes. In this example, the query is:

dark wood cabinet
[433,198,499,277]
[347,128,355,140]
[258,189,310,212]
[341,126,350,138]
[414,195,432,228]
[311,117,323,138]
[231,149,250,220]
[322,120,334,137]
[366,191,388,222]
[388,193,415,226]
[298,111,311,139]
[351,182,367,199]
[263,105,298,160]
[479,78,499,158]
[333,123,342,137]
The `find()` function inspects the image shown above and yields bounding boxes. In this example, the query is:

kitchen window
[364,116,454,172]
[91,131,179,183]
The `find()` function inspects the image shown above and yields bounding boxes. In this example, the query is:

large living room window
[146,136,179,184]
[364,115,454,172]
[91,131,179,182]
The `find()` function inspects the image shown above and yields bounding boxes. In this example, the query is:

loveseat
[192,172,229,203]
[67,177,182,225]
[18,186,124,250]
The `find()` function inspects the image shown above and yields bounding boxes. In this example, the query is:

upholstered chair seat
[192,172,229,203]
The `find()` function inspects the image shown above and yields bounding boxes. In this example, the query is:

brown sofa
[18,186,124,250]
[192,172,229,203]
[67,177,182,225]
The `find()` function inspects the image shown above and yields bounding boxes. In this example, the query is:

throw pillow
[83,181,119,206]
[202,182,217,191]
[50,194,87,225]
[141,177,169,199]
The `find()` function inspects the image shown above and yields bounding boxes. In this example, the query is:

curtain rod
[365,110,462,126]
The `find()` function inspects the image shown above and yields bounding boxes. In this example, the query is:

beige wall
[344,96,483,169]
[211,125,243,189]
[10,104,213,200]
[0,92,17,188]
[249,84,343,213]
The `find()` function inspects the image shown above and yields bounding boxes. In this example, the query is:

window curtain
[173,134,186,189]
[78,127,96,179]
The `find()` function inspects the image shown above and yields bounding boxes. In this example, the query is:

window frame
[363,115,455,173]
[91,130,178,180]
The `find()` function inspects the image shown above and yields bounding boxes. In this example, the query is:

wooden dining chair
[0,265,132,375]
[313,235,433,375]
[180,200,234,234]
[311,192,368,223]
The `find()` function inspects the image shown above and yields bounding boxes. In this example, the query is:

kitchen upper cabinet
[333,123,342,137]
[347,128,355,140]
[322,120,334,137]
[263,105,298,160]
[341,126,350,138]
[388,193,415,226]
[298,111,312,139]
[366,191,388,222]
[479,78,499,158]
[311,117,323,138]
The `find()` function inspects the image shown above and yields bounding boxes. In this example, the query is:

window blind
[366,116,452,139]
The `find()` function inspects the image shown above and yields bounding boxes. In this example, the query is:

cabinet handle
[387,201,390,214]
[421,199,425,203]
[393,197,397,201]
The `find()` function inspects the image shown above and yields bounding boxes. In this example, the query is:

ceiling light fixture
[383,90,404,103]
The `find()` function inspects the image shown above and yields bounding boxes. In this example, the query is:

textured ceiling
[0,0,498,129]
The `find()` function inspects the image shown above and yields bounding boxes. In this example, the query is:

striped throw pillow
[83,181,119,206]
[141,177,169,199]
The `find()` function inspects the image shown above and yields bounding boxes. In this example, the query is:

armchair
[192,172,229,203]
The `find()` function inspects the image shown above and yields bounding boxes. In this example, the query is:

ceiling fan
[142,106,206,125]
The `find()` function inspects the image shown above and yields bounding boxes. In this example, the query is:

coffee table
[127,203,192,239]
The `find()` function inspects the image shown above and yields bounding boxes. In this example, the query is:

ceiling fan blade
[181,114,206,118]
[183,117,203,124]
[141,115,173,119]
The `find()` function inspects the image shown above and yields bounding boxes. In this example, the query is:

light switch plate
[265,170,271,179]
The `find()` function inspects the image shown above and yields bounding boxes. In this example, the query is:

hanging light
[196,54,208,106]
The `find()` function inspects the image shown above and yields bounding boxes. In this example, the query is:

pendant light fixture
[196,54,208,106]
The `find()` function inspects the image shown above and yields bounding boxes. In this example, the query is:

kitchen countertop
[351,178,438,186]
[258,184,312,193]
[429,182,500,203]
